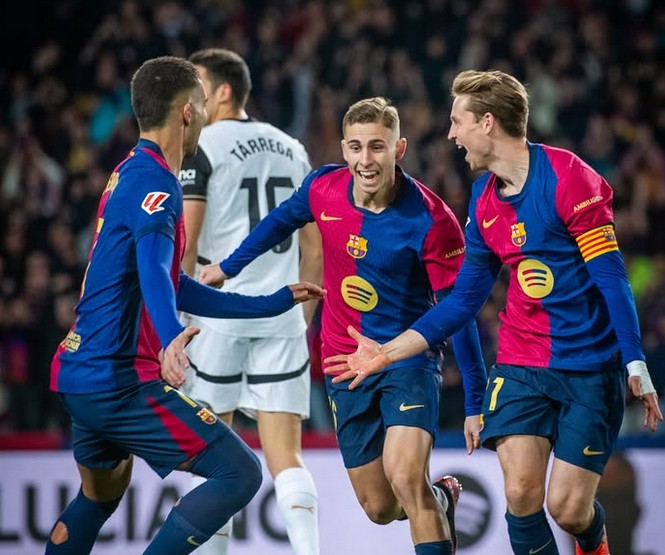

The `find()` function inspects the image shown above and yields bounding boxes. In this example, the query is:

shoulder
[305,164,348,187]
[118,152,180,205]
[539,143,600,183]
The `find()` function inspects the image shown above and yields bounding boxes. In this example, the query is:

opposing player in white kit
[179,48,322,555]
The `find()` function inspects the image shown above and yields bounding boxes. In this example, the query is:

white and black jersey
[180,119,311,337]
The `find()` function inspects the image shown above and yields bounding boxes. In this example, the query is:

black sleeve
[179,146,212,201]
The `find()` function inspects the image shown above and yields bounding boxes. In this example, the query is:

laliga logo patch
[517,259,554,299]
[346,234,368,259]
[141,192,170,215]
[341,275,378,311]
[510,222,527,247]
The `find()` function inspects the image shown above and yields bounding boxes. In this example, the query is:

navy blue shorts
[480,361,626,474]
[60,380,231,477]
[326,366,441,469]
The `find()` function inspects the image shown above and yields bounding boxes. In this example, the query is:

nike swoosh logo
[529,538,553,554]
[399,402,425,412]
[187,535,202,546]
[320,211,342,221]
[582,445,604,456]
[482,215,499,228]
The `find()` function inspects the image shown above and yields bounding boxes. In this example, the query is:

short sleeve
[180,147,213,201]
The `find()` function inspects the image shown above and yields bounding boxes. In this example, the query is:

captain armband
[575,225,619,262]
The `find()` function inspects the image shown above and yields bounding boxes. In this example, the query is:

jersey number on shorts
[240,176,294,253]
[488,377,505,411]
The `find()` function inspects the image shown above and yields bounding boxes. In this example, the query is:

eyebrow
[346,138,387,146]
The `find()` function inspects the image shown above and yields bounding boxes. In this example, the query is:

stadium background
[0,0,663,553]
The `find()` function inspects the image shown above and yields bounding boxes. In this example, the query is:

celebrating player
[200,97,488,555]
[47,56,323,555]
[179,48,322,555]
[324,70,663,555]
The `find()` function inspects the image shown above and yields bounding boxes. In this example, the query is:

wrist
[627,360,656,396]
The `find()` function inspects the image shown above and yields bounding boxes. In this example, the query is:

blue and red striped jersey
[465,142,621,369]
[223,164,467,372]
[51,139,184,393]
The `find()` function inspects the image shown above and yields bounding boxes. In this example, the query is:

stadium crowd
[0,0,663,436]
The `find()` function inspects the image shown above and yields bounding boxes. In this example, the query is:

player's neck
[140,129,185,176]
[213,106,248,122]
[352,175,400,212]
[491,139,529,197]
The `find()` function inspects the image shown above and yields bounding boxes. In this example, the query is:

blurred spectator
[0,0,663,437]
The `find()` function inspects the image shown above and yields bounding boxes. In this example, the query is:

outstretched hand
[160,326,200,388]
[323,326,391,390]
[627,360,663,432]
[288,282,326,303]
[199,263,228,288]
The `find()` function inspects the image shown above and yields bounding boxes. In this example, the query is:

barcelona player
[179,48,322,555]
[324,71,663,555]
[47,56,323,555]
[200,97,488,555]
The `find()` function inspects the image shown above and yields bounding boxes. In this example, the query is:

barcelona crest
[602,226,616,242]
[511,222,527,247]
[197,407,217,424]
[347,234,368,259]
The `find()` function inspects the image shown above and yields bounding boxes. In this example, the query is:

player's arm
[298,222,323,326]
[582,243,662,431]
[437,285,488,454]
[180,148,212,276]
[177,271,324,318]
[182,201,205,276]
[136,231,197,388]
[324,258,499,389]
[559,164,662,430]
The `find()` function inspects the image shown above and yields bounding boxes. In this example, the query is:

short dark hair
[130,56,200,131]
[188,48,252,110]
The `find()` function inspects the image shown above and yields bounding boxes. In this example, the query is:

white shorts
[184,325,310,420]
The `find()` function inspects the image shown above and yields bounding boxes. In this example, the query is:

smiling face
[447,94,492,173]
[341,121,406,199]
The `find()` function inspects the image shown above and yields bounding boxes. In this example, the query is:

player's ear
[216,83,232,104]
[395,137,407,160]
[182,101,192,127]
[482,112,494,134]
[340,139,349,163]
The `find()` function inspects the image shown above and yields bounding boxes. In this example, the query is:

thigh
[185,329,249,413]
[62,382,230,478]
[326,373,384,469]
[552,367,625,475]
[347,456,396,509]
[380,366,441,437]
[495,435,551,514]
[326,366,439,469]
[383,425,433,481]
[480,364,558,449]
[547,456,600,515]
[242,335,311,419]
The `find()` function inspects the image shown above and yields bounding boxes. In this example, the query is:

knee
[547,494,592,534]
[359,498,398,525]
[505,479,546,516]
[237,449,263,502]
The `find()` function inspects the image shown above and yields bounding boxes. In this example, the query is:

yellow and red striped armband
[575,225,619,262]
